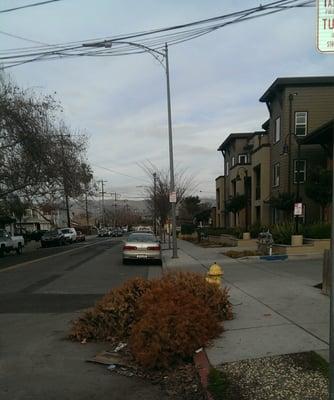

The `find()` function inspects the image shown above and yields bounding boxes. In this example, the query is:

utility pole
[57,133,71,228]
[85,191,89,227]
[153,172,157,236]
[114,192,117,227]
[98,180,107,226]
[110,192,118,227]
[165,43,178,258]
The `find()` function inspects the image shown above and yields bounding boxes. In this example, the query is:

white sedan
[122,232,162,265]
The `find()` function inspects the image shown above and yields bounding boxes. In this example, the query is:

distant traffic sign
[317,0,334,52]
[169,191,177,203]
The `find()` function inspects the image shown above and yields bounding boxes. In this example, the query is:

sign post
[317,4,334,397]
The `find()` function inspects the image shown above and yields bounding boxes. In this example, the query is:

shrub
[70,272,233,370]
[248,223,268,239]
[129,277,223,369]
[199,227,243,239]
[181,223,196,234]
[69,277,152,342]
[271,222,295,245]
[303,223,331,239]
[162,271,232,321]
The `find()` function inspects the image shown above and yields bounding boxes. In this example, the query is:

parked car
[61,227,77,243]
[76,231,86,242]
[41,229,66,247]
[111,228,123,237]
[0,229,24,256]
[122,232,161,265]
[30,229,49,241]
[98,227,112,237]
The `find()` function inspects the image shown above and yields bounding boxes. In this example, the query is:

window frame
[231,156,235,167]
[274,116,281,143]
[238,154,248,165]
[226,161,229,176]
[293,159,306,184]
[295,111,308,137]
[273,162,280,187]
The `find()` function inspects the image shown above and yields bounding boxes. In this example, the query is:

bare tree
[0,74,94,225]
[139,162,196,237]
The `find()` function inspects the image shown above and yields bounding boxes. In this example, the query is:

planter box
[179,232,197,240]
[304,238,330,251]
[272,244,316,255]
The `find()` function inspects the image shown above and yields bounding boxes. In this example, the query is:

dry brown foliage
[69,272,233,369]
[129,277,224,369]
[69,277,152,342]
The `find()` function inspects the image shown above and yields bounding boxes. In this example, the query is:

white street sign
[169,191,177,203]
[294,202,303,216]
[317,0,334,52]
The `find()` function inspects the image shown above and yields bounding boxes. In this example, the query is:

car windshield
[61,229,70,233]
[127,233,157,243]
[49,230,60,235]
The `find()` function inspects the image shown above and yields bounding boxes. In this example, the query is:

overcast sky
[1,0,331,201]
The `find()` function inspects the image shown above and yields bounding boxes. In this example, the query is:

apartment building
[216,76,334,228]
[217,130,271,228]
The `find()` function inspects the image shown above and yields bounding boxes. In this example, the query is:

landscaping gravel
[218,353,328,400]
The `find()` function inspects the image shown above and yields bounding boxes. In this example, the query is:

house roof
[217,131,266,152]
[301,118,334,146]
[259,76,334,103]
[217,132,253,152]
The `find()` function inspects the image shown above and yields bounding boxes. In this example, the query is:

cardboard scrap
[87,350,134,368]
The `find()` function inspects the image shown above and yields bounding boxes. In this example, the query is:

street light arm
[82,40,166,70]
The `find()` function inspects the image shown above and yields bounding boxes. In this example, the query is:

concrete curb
[193,348,213,400]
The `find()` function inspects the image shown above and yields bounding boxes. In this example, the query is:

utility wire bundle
[0,0,314,69]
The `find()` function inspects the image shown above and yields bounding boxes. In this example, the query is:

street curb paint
[194,348,214,400]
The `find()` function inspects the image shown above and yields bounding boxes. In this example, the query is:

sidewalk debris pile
[88,343,205,400]
[69,271,232,370]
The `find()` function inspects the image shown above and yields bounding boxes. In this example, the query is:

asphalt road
[0,238,166,400]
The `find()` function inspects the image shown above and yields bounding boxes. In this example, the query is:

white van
[61,227,77,243]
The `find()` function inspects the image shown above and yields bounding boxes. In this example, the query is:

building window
[216,188,220,210]
[273,163,280,187]
[231,156,235,167]
[226,161,229,176]
[238,154,248,165]
[274,117,281,143]
[295,112,307,136]
[294,160,306,183]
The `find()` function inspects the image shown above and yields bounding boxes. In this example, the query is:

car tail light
[147,245,160,251]
[123,245,137,250]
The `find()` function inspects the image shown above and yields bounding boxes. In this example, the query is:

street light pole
[165,43,178,258]
[82,40,178,257]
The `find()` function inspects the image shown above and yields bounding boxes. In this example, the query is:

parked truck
[0,229,24,256]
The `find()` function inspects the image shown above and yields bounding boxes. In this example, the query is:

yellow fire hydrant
[206,262,223,285]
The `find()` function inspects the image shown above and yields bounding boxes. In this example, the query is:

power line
[0,29,49,46]
[0,0,314,69]
[0,0,63,14]
[91,163,149,183]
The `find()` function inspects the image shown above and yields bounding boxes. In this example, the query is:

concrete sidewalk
[162,239,329,365]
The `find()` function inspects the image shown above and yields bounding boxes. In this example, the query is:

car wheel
[0,245,5,257]
[122,258,128,265]
[41,242,46,248]
[16,243,23,255]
